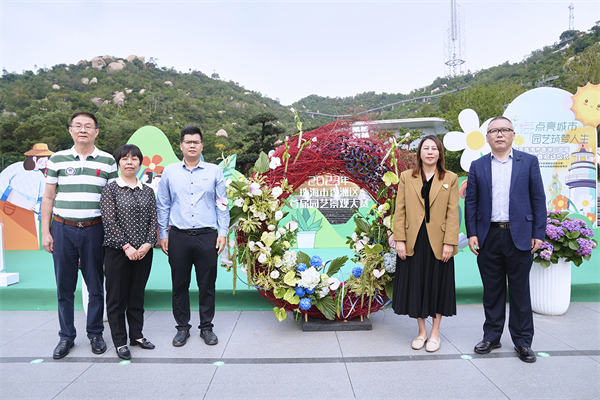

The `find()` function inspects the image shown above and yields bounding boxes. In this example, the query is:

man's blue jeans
[52,221,105,341]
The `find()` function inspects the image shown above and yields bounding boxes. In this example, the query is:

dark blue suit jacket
[464,149,546,252]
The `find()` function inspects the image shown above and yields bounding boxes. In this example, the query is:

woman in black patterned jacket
[100,144,158,360]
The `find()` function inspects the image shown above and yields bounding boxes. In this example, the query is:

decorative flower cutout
[552,195,570,211]
[443,109,492,172]
[577,194,594,213]
[586,212,596,224]
[514,135,525,146]
[142,154,165,175]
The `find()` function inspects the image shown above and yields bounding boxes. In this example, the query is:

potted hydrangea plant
[530,211,597,315]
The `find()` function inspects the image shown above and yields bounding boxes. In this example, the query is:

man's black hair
[70,112,98,129]
[180,126,203,143]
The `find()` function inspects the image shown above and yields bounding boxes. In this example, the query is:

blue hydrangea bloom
[352,266,363,278]
[297,263,307,272]
[294,286,306,297]
[299,297,312,310]
[310,255,324,268]
[305,287,315,295]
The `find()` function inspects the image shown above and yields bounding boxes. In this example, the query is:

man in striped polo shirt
[41,112,118,359]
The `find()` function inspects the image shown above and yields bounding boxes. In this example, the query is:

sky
[1,0,599,105]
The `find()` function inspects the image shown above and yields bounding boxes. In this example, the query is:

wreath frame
[229,119,415,321]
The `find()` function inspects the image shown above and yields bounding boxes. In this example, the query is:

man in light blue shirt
[157,126,229,347]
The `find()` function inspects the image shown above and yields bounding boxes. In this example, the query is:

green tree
[562,43,600,93]
[559,30,579,42]
[244,112,286,154]
[440,82,526,131]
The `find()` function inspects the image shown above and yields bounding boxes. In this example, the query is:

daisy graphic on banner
[443,109,493,172]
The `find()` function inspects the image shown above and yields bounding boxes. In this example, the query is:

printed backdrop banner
[504,87,597,227]
[443,85,598,229]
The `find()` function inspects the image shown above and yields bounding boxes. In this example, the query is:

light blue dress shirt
[156,160,229,238]
[490,149,513,222]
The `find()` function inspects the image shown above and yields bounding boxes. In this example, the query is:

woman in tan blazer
[392,135,459,352]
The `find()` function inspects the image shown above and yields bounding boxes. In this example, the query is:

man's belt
[491,222,510,230]
[171,226,216,236]
[53,215,102,228]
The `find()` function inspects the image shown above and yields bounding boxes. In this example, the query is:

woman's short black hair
[114,144,143,166]
[180,125,203,143]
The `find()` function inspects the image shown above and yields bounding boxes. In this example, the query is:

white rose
[234,198,244,207]
[275,210,284,221]
[258,253,268,263]
[269,157,281,170]
[270,270,280,279]
[268,224,276,231]
[271,186,283,199]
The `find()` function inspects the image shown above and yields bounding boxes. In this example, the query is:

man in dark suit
[465,116,546,363]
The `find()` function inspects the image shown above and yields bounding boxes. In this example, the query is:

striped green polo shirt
[46,147,118,222]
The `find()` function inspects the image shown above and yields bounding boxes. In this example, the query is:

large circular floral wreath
[226,118,415,322]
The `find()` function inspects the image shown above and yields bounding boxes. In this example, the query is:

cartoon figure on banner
[548,171,562,198]
[0,143,53,249]
[0,144,53,216]
[570,83,600,128]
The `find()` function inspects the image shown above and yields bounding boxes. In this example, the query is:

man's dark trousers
[52,221,105,341]
[478,225,534,347]
[168,228,218,331]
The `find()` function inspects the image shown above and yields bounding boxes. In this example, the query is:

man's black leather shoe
[200,329,218,346]
[90,336,107,354]
[515,346,536,363]
[53,340,74,359]
[474,340,502,354]
[116,346,131,360]
[172,330,190,347]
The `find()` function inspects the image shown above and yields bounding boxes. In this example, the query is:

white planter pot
[529,258,571,316]
[297,231,317,248]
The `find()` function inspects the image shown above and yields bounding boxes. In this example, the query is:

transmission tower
[568,3,574,31]
[444,0,466,77]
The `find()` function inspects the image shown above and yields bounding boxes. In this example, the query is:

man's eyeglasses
[182,140,202,145]
[487,128,514,136]
[70,124,97,131]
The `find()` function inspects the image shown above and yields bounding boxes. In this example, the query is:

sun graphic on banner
[570,83,600,127]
